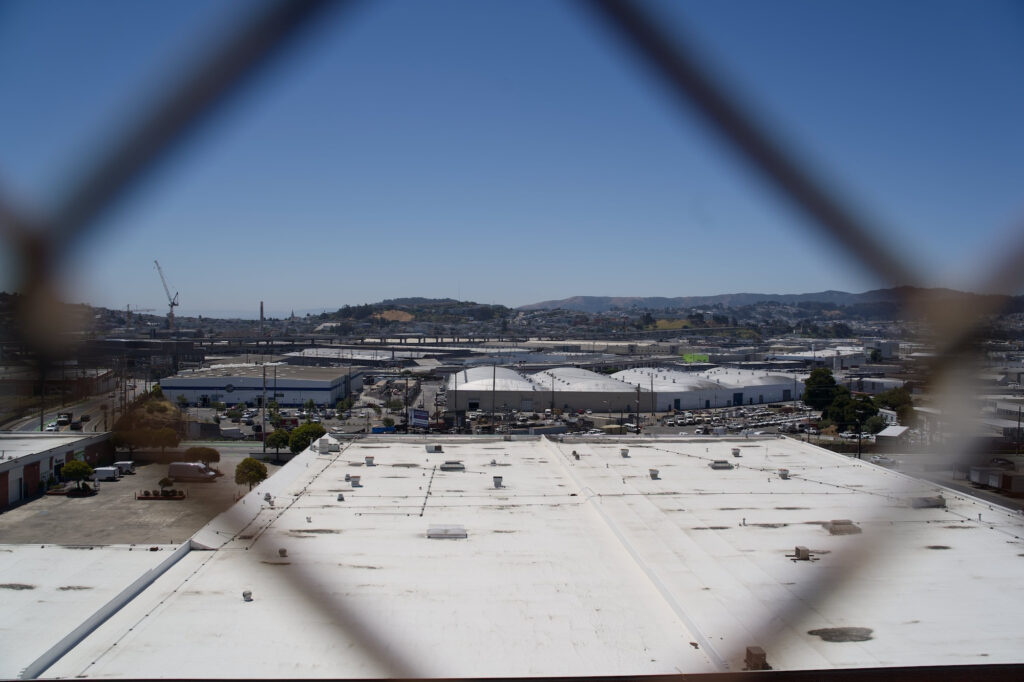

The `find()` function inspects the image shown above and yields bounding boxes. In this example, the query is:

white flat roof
[0,544,176,679]
[39,435,1024,677]
[0,433,101,465]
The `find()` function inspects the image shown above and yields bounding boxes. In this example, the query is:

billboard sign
[409,408,429,428]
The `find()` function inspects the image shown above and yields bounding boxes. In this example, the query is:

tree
[184,446,220,468]
[158,476,173,492]
[802,368,839,411]
[267,400,279,413]
[869,348,883,363]
[176,394,189,408]
[865,415,888,434]
[303,398,316,412]
[212,402,227,411]
[386,399,404,411]
[382,417,395,428]
[62,460,94,491]
[235,457,268,490]
[289,422,327,454]
[151,384,164,399]
[267,428,290,454]
[875,386,913,411]
[153,427,180,454]
[823,388,878,430]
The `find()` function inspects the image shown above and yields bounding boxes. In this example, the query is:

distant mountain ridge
[517,287,1001,313]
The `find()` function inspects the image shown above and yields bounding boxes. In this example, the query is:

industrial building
[159,363,363,407]
[613,366,804,411]
[445,365,803,413]
[8,434,1024,677]
[0,432,112,509]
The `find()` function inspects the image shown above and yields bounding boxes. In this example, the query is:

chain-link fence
[2,0,1022,677]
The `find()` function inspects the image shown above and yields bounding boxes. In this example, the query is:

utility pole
[1017,405,1021,456]
[262,365,267,454]
[651,373,655,418]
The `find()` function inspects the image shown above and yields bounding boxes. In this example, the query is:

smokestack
[260,301,264,336]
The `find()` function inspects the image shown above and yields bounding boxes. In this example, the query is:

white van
[168,462,217,482]
[93,466,120,482]
[114,461,135,475]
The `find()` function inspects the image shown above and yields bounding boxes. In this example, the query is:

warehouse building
[160,364,363,408]
[446,365,804,413]
[11,434,1024,677]
[0,432,112,509]
[613,366,803,411]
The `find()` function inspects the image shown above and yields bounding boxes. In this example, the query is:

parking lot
[0,448,281,545]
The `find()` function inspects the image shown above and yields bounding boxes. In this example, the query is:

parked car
[80,414,90,422]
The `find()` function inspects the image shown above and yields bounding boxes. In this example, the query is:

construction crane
[154,260,179,331]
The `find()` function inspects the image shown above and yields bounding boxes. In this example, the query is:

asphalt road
[3,381,143,433]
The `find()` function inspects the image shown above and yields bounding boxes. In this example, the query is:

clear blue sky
[2,0,1023,318]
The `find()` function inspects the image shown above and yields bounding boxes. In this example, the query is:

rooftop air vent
[709,460,734,470]
[824,519,861,535]
[649,469,660,480]
[621,448,630,458]
[440,460,465,472]
[745,646,771,671]
[910,495,946,509]
[426,444,443,453]
[427,524,468,539]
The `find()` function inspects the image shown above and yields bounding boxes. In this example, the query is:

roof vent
[732,448,741,457]
[427,524,468,539]
[440,460,465,472]
[910,495,946,509]
[350,475,361,487]
[621,448,630,458]
[242,590,253,602]
[278,548,288,558]
[426,444,443,453]
[649,469,659,480]
[779,469,790,479]
[745,646,771,671]
[493,475,504,488]
[365,456,375,467]
[824,519,861,535]
[709,460,734,470]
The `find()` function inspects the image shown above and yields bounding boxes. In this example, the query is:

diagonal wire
[582,0,921,291]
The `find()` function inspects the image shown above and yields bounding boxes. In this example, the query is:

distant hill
[517,288,1008,313]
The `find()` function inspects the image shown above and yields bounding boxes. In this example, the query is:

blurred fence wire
[2,0,1022,677]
